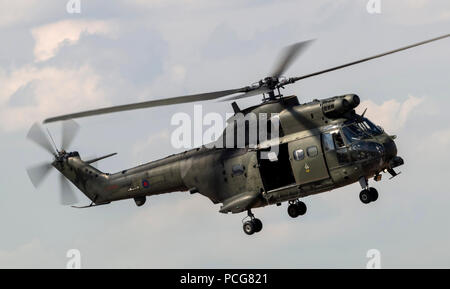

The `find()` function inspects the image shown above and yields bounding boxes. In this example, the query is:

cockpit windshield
[341,124,368,143]
[358,118,383,136]
[342,118,383,143]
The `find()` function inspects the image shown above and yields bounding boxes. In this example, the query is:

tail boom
[55,152,188,205]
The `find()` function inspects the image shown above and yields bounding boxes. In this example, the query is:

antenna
[361,108,368,117]
[46,127,59,153]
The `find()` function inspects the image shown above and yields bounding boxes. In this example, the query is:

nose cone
[383,139,397,160]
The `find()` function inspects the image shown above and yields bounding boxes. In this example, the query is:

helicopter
[26,34,449,235]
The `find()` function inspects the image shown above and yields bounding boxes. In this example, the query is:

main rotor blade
[221,86,273,102]
[85,155,98,168]
[27,122,55,154]
[59,174,78,205]
[270,39,315,78]
[26,162,53,188]
[85,153,117,165]
[289,34,450,83]
[44,87,250,123]
[61,119,80,150]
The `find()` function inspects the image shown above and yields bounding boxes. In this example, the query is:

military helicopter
[27,34,449,235]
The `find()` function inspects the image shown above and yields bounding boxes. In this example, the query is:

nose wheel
[287,200,307,218]
[242,210,263,235]
[359,177,379,204]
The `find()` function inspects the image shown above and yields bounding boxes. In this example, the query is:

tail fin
[25,121,116,206]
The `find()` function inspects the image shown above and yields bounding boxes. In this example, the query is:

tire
[369,187,378,202]
[288,204,299,218]
[252,218,263,233]
[359,190,371,204]
[296,202,307,216]
[243,221,255,235]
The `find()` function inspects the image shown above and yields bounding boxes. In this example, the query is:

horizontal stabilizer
[71,202,111,209]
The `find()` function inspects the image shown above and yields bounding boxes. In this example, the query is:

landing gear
[252,218,263,232]
[358,177,379,204]
[242,210,263,235]
[368,187,378,202]
[134,196,146,207]
[243,221,255,235]
[287,200,307,218]
[359,190,371,204]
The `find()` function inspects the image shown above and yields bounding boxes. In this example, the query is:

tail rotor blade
[59,174,78,205]
[27,122,56,155]
[270,39,315,78]
[26,162,53,188]
[61,119,80,150]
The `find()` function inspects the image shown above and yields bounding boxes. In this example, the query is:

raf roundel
[142,179,150,188]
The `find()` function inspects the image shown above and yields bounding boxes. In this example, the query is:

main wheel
[288,204,299,218]
[252,218,263,233]
[243,221,255,235]
[296,202,307,216]
[359,189,371,204]
[369,187,378,202]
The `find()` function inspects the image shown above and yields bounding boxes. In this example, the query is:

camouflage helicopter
[27,34,449,235]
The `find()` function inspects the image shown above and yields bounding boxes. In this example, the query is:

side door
[288,135,330,185]
[322,130,350,170]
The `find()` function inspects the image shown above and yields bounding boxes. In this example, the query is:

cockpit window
[323,133,335,151]
[344,118,383,138]
[333,132,346,148]
[360,118,383,135]
[342,124,367,143]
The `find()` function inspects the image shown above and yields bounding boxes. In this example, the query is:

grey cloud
[0,27,35,69]
[40,27,168,85]
[8,81,37,107]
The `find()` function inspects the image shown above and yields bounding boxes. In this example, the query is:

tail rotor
[26,120,80,205]
[26,122,56,155]
[59,173,78,205]
[26,162,53,188]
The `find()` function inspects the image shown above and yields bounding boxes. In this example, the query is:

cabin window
[307,146,318,157]
[293,149,304,161]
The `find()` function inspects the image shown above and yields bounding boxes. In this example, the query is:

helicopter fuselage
[33,34,449,235]
[53,94,403,213]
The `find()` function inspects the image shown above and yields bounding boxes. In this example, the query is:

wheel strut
[359,177,369,190]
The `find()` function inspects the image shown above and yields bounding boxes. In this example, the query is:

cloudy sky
[0,0,449,268]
